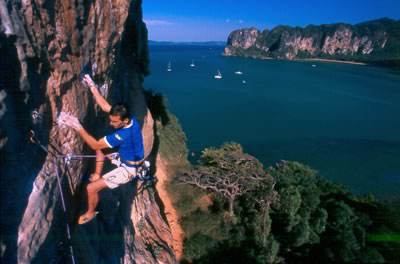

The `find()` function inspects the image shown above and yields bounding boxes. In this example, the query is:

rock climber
[58,75,144,224]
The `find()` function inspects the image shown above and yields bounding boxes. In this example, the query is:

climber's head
[109,103,131,129]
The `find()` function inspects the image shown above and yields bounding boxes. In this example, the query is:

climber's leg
[78,179,108,224]
[90,150,105,181]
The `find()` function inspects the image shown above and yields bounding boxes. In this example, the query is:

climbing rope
[29,130,76,264]
[30,130,115,160]
[55,164,75,264]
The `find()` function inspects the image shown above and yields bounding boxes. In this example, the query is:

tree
[268,161,328,256]
[268,161,394,263]
[178,143,273,218]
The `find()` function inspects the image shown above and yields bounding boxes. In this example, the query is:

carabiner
[29,130,38,144]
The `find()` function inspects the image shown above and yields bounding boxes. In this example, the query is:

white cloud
[144,19,173,26]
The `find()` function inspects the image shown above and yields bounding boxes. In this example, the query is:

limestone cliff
[225,18,400,66]
[0,0,178,263]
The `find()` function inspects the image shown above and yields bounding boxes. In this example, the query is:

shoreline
[224,53,367,65]
[296,58,367,65]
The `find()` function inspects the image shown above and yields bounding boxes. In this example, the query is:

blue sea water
[144,45,400,199]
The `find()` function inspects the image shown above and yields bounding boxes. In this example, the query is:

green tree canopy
[170,144,399,263]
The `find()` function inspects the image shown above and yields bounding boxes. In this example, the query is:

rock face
[226,27,260,51]
[1,0,177,263]
[224,18,400,64]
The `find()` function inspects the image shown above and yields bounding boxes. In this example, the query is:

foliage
[166,179,207,217]
[144,89,188,170]
[183,233,219,261]
[268,161,399,263]
[170,143,276,262]
[168,142,399,263]
[144,89,170,126]
[178,142,273,217]
[269,162,325,246]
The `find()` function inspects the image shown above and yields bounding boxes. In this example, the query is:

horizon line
[149,40,227,43]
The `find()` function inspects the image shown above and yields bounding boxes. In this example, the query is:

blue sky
[142,0,400,42]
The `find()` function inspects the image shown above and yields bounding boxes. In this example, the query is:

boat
[167,61,172,72]
[190,60,195,67]
[214,70,222,79]
[242,80,246,84]
[312,64,316,67]
[235,68,243,75]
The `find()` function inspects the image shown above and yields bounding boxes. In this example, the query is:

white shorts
[102,165,137,189]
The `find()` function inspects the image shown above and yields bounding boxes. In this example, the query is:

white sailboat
[214,69,222,79]
[167,61,172,72]
[235,68,243,75]
[190,59,195,67]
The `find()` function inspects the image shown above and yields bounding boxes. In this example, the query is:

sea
[144,45,400,199]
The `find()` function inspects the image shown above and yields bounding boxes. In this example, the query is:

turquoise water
[144,45,400,198]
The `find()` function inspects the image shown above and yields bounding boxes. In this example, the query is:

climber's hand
[107,153,121,166]
[107,152,119,160]
[82,74,97,93]
[57,112,83,131]
[111,158,121,167]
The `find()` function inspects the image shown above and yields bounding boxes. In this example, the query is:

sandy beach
[224,53,367,65]
[297,58,367,65]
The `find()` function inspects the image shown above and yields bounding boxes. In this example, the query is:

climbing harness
[136,160,154,182]
[110,155,155,185]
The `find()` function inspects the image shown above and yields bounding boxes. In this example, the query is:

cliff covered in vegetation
[225,18,400,67]
[170,143,400,263]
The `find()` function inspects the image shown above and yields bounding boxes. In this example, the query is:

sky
[142,0,400,42]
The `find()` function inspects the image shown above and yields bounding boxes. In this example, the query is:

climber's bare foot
[78,212,99,224]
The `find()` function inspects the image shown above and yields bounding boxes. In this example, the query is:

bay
[144,45,400,199]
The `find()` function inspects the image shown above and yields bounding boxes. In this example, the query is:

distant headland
[149,40,226,46]
[224,18,400,68]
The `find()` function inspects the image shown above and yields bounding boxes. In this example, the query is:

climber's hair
[109,103,131,121]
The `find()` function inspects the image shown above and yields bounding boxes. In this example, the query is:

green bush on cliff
[144,89,188,170]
